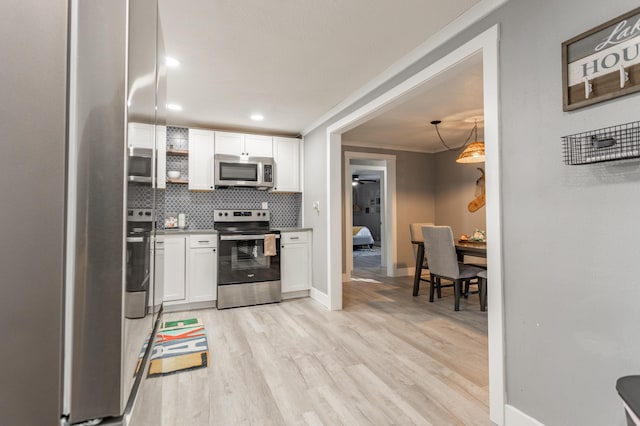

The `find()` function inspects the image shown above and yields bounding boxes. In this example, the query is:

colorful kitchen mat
[147,318,209,377]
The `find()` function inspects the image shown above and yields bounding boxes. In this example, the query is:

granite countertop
[275,227,312,232]
[156,229,217,235]
[156,228,311,235]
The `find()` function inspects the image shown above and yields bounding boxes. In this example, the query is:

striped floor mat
[147,318,209,377]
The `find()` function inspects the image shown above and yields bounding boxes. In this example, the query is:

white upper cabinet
[215,131,273,157]
[188,128,215,191]
[273,137,300,192]
[244,134,273,157]
[156,125,166,189]
[127,122,154,149]
[214,131,244,156]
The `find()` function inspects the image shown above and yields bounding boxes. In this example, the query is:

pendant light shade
[431,118,485,164]
[456,140,485,163]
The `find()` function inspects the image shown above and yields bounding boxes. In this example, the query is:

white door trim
[325,25,505,425]
[344,152,397,279]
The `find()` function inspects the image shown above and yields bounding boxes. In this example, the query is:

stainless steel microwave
[127,147,153,184]
[214,155,274,190]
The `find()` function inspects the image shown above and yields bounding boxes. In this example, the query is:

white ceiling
[343,51,484,153]
[157,0,484,136]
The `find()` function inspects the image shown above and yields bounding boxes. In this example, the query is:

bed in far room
[353,225,375,248]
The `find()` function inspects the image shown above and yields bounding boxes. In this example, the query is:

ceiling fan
[352,174,378,185]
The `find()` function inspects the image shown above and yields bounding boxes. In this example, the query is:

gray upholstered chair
[421,225,485,311]
[476,269,487,312]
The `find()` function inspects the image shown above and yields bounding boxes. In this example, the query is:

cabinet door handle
[198,240,209,243]
[290,236,299,240]
[213,248,216,252]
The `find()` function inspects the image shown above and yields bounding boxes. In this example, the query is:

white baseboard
[310,287,329,309]
[282,289,310,300]
[163,300,217,313]
[505,405,546,426]
[394,267,413,277]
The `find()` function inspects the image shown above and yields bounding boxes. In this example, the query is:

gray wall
[302,133,328,292]
[0,0,67,424]
[303,0,640,424]
[497,1,640,424]
[434,149,486,238]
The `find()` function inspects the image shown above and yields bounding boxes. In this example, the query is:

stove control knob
[138,211,143,216]
[218,212,222,216]
[224,212,228,216]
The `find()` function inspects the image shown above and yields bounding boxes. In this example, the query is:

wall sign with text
[562,7,640,111]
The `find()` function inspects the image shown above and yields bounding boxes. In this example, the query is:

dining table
[411,240,487,296]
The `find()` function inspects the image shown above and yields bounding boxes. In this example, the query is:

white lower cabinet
[280,231,311,294]
[188,235,217,303]
[162,235,186,302]
[162,233,217,308]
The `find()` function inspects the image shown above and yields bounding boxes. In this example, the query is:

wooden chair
[421,225,485,311]
[410,223,433,295]
[410,223,433,267]
[476,270,487,311]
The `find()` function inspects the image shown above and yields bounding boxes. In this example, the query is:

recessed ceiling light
[165,56,180,68]
[166,103,182,111]
[250,114,264,121]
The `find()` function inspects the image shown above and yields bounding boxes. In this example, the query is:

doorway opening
[343,152,397,280]
[351,167,383,271]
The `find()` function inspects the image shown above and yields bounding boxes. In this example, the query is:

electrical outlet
[261,202,268,209]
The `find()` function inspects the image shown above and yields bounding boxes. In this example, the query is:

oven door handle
[220,234,281,241]
[126,236,146,243]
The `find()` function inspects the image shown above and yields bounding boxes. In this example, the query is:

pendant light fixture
[430,119,485,163]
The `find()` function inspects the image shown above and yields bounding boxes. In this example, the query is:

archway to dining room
[325,26,504,424]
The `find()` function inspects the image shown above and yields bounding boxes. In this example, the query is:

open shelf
[166,148,188,156]
[166,178,188,184]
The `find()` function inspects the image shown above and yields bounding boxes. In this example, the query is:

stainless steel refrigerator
[1,0,164,423]
[64,0,165,423]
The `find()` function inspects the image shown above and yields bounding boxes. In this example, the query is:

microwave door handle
[220,234,281,241]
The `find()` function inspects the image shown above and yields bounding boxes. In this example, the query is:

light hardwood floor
[132,270,489,425]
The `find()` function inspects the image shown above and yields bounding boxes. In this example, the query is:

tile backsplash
[159,186,301,229]
[127,126,302,229]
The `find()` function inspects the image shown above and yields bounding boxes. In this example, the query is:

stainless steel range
[125,208,153,318]
[214,209,281,309]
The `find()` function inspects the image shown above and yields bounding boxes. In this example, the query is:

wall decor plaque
[562,7,640,111]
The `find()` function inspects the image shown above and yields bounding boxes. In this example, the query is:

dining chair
[410,223,433,295]
[421,225,485,311]
[476,270,487,311]
[410,222,433,268]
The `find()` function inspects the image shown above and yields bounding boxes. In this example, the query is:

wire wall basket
[562,121,640,165]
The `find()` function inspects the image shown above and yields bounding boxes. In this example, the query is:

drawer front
[282,231,308,244]
[154,235,165,249]
[190,234,217,248]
